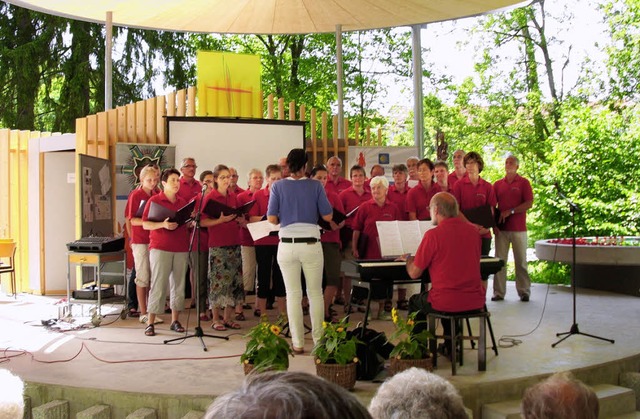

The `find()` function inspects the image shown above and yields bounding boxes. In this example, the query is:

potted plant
[387,308,433,376]
[311,317,359,390]
[240,319,293,374]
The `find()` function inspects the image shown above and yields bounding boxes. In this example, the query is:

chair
[427,306,498,375]
[0,240,17,298]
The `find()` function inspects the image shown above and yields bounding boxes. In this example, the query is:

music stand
[552,187,614,347]
[164,187,228,351]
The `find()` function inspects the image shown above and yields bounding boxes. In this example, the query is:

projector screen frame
[167,116,306,184]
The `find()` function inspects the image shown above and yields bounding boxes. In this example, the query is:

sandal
[212,322,227,331]
[128,308,140,318]
[242,303,252,310]
[254,309,261,318]
[170,321,185,333]
[384,299,393,313]
[200,313,211,322]
[223,321,241,330]
[144,324,155,336]
[235,312,246,321]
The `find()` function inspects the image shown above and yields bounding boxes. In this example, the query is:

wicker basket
[315,362,358,390]
[388,356,433,376]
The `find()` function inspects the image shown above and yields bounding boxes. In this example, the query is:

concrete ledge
[126,407,157,419]
[595,384,636,418]
[620,372,640,410]
[180,411,205,419]
[77,405,111,419]
[32,400,69,419]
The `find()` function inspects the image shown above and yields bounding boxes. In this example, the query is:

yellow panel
[135,101,146,143]
[117,107,127,143]
[145,97,157,144]
[127,103,136,141]
[97,111,109,159]
[87,115,98,156]
[156,96,167,144]
[0,130,9,238]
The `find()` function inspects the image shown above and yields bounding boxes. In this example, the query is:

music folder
[134,200,147,218]
[147,199,195,225]
[462,205,496,228]
[318,205,358,231]
[376,220,435,257]
[203,199,255,219]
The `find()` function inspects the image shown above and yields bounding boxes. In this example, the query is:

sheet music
[376,220,437,257]
[247,220,280,241]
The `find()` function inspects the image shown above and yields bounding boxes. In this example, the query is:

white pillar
[105,11,113,111]
[336,24,344,142]
[412,25,424,157]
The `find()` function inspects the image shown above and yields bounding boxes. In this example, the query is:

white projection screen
[167,117,306,186]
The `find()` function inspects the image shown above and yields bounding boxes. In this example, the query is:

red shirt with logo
[142,192,190,252]
[493,174,533,232]
[352,199,402,259]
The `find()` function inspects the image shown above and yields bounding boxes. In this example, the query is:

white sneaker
[153,317,164,324]
[139,314,148,324]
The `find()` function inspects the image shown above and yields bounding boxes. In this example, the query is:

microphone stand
[552,185,614,347]
[164,187,228,351]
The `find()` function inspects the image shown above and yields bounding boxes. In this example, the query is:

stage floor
[1,280,638,409]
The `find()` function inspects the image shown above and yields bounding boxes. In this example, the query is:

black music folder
[134,200,147,218]
[462,205,496,228]
[318,206,358,231]
[203,199,255,219]
[147,199,195,225]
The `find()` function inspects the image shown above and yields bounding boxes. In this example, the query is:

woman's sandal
[235,312,245,321]
[170,321,185,333]
[397,299,409,310]
[212,322,227,331]
[224,321,241,330]
[253,309,261,318]
[144,324,155,336]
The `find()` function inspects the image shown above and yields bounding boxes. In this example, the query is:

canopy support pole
[105,11,113,111]
[336,24,344,145]
[412,24,424,157]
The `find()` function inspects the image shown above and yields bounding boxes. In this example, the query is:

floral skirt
[208,245,244,308]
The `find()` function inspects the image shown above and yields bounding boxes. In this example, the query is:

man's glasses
[183,164,197,169]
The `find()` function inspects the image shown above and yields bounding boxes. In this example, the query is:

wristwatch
[510,209,515,215]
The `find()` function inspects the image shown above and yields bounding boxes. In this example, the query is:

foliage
[240,320,293,372]
[388,309,432,360]
[311,317,359,365]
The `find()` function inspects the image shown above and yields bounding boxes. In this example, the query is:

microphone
[202,184,208,193]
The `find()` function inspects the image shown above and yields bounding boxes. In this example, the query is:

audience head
[406,156,420,179]
[212,164,231,190]
[521,372,599,419]
[205,371,372,419]
[286,149,308,174]
[452,149,465,170]
[370,164,385,178]
[278,156,290,177]
[350,164,366,179]
[429,192,459,224]
[417,158,435,184]
[247,168,264,191]
[369,367,467,419]
[199,170,214,191]
[180,157,197,179]
[392,164,408,186]
[229,167,240,187]
[505,154,520,175]
[0,369,25,419]
[162,167,180,183]
[463,151,484,174]
[327,156,343,178]
[139,164,160,191]
[265,164,283,187]
[433,160,449,185]
[311,164,329,187]
[369,175,389,190]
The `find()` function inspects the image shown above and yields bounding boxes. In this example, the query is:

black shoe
[491,296,504,301]
[520,295,530,302]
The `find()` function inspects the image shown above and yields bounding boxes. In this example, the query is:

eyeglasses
[231,175,239,178]
[183,164,197,169]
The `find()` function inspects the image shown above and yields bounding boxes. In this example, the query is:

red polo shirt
[237,189,258,246]
[142,192,190,252]
[448,171,466,189]
[452,176,497,239]
[406,182,441,221]
[353,199,402,259]
[339,187,372,229]
[202,189,241,247]
[493,174,533,232]
[413,217,484,312]
[387,184,410,220]
[177,177,202,202]
[325,176,352,196]
[321,190,344,245]
[125,187,156,244]
[248,188,279,246]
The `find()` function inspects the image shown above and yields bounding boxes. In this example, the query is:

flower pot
[388,356,433,376]
[315,362,357,390]
[243,362,287,375]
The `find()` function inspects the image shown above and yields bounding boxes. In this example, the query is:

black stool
[427,307,498,375]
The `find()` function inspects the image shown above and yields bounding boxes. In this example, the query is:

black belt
[280,237,319,243]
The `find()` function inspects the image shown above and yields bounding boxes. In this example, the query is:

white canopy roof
[6,0,528,34]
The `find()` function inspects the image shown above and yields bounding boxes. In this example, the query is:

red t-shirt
[177,177,202,202]
[237,189,258,246]
[202,189,241,247]
[248,188,279,246]
[387,185,410,220]
[406,182,441,220]
[448,171,466,189]
[142,192,190,252]
[452,176,497,239]
[413,217,485,312]
[339,187,372,229]
[321,190,344,245]
[325,176,352,196]
[493,174,533,232]
[125,187,155,244]
[352,199,402,259]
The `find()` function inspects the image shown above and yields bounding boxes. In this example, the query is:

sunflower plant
[388,308,432,360]
[311,316,359,365]
[240,319,293,372]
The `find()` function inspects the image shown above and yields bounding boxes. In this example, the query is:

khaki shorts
[131,243,150,287]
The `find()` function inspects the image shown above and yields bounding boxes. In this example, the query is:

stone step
[610,412,640,419]
[181,410,205,419]
[77,405,110,419]
[482,384,636,419]
[32,400,69,419]
[126,407,158,419]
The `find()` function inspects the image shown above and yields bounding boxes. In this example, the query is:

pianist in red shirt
[404,192,486,355]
